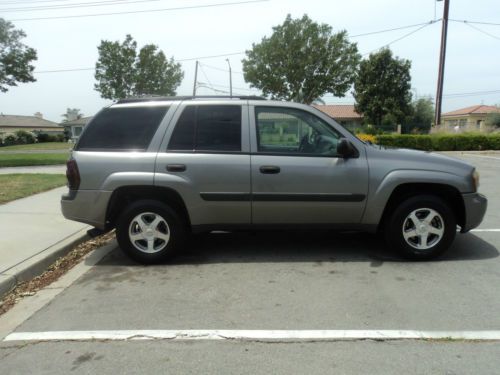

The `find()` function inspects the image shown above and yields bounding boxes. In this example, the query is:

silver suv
[61,96,487,263]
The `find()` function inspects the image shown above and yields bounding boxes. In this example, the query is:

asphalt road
[1,154,499,374]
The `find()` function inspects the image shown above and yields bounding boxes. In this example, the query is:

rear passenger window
[76,106,168,151]
[168,105,241,152]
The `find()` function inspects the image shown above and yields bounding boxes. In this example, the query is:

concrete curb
[0,228,90,298]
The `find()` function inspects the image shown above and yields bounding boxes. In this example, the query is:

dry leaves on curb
[0,231,116,316]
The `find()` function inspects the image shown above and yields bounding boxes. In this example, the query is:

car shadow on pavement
[92,231,498,267]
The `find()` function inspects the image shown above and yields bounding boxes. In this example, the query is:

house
[313,104,363,129]
[440,105,500,132]
[62,116,92,142]
[0,113,63,135]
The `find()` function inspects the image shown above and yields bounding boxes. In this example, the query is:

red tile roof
[313,104,363,119]
[442,105,500,117]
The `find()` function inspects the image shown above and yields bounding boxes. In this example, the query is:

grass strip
[0,174,67,204]
[0,153,68,167]
[0,142,71,151]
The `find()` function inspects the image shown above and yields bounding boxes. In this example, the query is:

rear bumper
[61,189,112,230]
[461,192,487,233]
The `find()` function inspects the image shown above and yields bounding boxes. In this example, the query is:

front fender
[362,169,470,226]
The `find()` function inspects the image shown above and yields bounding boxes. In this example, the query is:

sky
[0,0,499,122]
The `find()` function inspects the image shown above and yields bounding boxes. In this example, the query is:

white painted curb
[5,330,500,342]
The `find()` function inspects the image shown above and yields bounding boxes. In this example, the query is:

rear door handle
[166,164,186,172]
[259,165,280,174]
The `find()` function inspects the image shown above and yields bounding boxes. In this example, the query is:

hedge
[374,134,500,151]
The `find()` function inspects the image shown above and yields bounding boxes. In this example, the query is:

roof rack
[116,95,266,104]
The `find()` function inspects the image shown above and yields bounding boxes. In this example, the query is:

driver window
[255,107,340,155]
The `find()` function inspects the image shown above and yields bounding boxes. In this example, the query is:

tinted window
[255,107,340,155]
[167,106,196,151]
[168,105,241,152]
[77,106,168,151]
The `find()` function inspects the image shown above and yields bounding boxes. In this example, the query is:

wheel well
[105,186,191,230]
[378,183,465,231]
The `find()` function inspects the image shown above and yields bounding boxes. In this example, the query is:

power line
[456,20,500,41]
[209,82,260,92]
[8,0,269,21]
[198,64,215,92]
[444,89,500,98]
[34,51,246,73]
[449,19,500,26]
[0,0,167,13]
[362,20,438,56]
[195,20,443,75]
[0,0,86,4]
[200,62,245,75]
[350,20,440,38]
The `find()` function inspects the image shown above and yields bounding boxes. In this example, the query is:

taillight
[66,159,81,190]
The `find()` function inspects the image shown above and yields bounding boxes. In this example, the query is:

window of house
[73,126,83,137]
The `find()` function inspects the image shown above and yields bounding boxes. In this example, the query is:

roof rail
[116,95,266,104]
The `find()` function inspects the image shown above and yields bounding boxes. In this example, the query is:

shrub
[14,130,36,144]
[356,133,376,143]
[488,134,500,149]
[3,134,17,146]
[414,135,432,150]
[37,133,52,143]
[55,134,66,142]
[374,133,500,151]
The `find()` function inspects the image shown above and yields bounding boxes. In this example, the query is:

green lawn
[0,142,71,151]
[0,153,68,167]
[0,174,67,204]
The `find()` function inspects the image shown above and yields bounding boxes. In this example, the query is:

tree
[485,109,500,128]
[94,34,183,100]
[242,14,360,104]
[406,97,435,133]
[61,108,84,123]
[0,18,37,93]
[353,48,412,126]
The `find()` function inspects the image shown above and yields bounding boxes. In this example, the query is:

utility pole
[193,60,199,96]
[226,58,233,97]
[434,0,450,126]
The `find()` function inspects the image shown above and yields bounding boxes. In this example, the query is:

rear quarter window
[76,106,169,151]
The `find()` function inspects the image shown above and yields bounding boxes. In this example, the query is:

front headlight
[472,169,480,191]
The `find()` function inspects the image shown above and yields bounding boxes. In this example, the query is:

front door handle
[259,165,280,174]
[166,164,186,172]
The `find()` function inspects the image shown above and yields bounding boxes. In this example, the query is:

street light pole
[193,60,199,96]
[226,58,233,97]
[434,0,450,126]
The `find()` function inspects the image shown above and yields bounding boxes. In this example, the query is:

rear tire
[385,195,456,260]
[116,200,186,264]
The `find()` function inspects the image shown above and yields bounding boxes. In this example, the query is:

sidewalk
[0,165,66,174]
[0,187,90,296]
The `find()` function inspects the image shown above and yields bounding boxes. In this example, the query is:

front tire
[385,195,456,260]
[116,200,186,264]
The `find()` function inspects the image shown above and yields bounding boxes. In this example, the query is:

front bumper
[461,192,487,233]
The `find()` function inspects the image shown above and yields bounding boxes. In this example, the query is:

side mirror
[337,138,357,158]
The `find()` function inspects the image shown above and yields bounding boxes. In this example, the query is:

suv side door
[249,104,369,225]
[155,102,251,228]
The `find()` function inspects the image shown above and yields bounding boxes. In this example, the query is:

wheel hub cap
[128,212,170,254]
[402,208,445,250]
